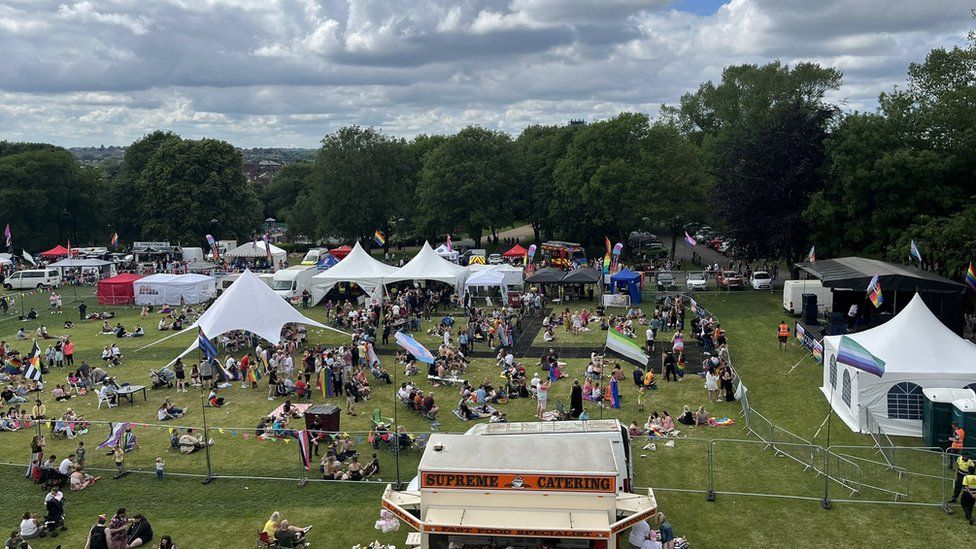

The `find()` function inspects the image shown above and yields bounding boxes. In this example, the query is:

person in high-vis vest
[777,321,790,350]
[949,421,966,457]
[950,454,975,503]
[961,472,976,525]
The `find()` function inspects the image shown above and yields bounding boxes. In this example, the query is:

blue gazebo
[610,269,643,304]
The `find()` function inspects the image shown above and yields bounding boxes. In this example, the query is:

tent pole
[822,362,837,510]
[199,350,215,485]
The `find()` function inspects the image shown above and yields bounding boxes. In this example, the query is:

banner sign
[420,472,616,493]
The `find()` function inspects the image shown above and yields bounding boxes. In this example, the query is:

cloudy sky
[0,0,971,147]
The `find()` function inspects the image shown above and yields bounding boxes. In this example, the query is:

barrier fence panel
[709,438,823,501]
[631,435,710,495]
[825,445,949,504]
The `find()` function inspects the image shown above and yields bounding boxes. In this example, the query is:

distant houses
[243,159,283,185]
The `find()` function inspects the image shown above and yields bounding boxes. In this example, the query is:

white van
[783,279,833,315]
[271,265,317,300]
[300,248,325,266]
[182,247,204,262]
[3,269,62,290]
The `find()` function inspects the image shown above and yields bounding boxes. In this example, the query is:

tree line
[0,34,972,277]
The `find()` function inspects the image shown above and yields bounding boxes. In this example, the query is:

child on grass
[155,457,165,480]
[113,445,125,479]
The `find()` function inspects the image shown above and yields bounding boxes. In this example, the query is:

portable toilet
[951,398,976,457]
[922,389,976,448]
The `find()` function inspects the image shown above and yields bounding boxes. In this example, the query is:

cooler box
[922,388,975,448]
[951,398,976,457]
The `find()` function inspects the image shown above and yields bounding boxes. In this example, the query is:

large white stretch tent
[385,241,466,287]
[169,269,340,363]
[821,293,976,437]
[133,273,216,306]
[310,242,399,304]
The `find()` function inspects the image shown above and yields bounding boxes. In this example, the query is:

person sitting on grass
[178,429,213,454]
[125,513,153,548]
[362,452,380,477]
[263,512,310,542]
[207,390,224,408]
[70,464,99,491]
[693,406,709,426]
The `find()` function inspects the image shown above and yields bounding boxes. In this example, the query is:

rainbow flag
[966,263,976,291]
[602,237,611,273]
[811,339,824,363]
[866,274,883,308]
[110,232,119,249]
[837,335,885,377]
[373,229,385,247]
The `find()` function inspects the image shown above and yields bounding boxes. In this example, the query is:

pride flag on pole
[909,240,922,263]
[605,328,649,366]
[395,331,435,364]
[684,231,697,247]
[837,335,885,377]
[808,246,816,263]
[965,263,976,291]
[602,237,611,273]
[3,224,11,248]
[866,274,883,308]
[373,229,385,247]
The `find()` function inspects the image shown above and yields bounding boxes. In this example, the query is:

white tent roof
[821,293,976,437]
[48,258,113,268]
[464,269,506,288]
[310,242,399,302]
[224,241,286,260]
[168,269,338,364]
[465,263,524,286]
[385,241,465,285]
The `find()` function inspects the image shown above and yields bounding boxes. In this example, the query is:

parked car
[750,271,773,291]
[656,271,678,291]
[487,253,503,265]
[707,237,725,250]
[694,226,714,241]
[686,272,707,291]
[627,231,664,250]
[718,240,732,254]
[717,270,743,290]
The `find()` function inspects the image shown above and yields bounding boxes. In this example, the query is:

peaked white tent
[433,243,459,263]
[466,263,524,287]
[168,269,340,363]
[385,241,466,287]
[821,293,976,437]
[309,242,399,304]
[224,241,287,268]
[464,269,507,297]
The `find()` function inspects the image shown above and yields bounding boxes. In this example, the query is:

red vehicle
[707,237,725,250]
[540,241,586,269]
[717,270,743,290]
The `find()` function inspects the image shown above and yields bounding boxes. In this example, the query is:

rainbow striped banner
[966,262,976,291]
[866,274,883,308]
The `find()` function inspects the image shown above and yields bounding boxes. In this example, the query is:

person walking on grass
[777,320,790,350]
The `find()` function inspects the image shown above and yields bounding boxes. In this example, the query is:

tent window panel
[841,370,852,408]
[887,382,924,420]
[829,358,837,389]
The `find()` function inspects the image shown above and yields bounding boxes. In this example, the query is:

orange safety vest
[778,324,790,337]
[952,427,965,449]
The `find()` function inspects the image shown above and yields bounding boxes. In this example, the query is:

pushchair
[150,366,176,389]
[44,497,67,537]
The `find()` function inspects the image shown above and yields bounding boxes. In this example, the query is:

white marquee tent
[133,273,216,306]
[385,241,466,287]
[464,269,508,297]
[433,244,459,263]
[167,269,341,363]
[466,263,524,287]
[310,242,399,304]
[821,293,976,437]
[224,241,287,267]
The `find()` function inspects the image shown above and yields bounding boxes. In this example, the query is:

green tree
[110,131,182,241]
[138,138,260,243]
[515,124,580,244]
[417,127,518,247]
[0,144,106,251]
[310,126,407,248]
[262,161,313,222]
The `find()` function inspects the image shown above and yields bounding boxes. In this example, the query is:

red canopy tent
[502,243,528,258]
[40,245,79,258]
[329,245,352,260]
[97,273,144,305]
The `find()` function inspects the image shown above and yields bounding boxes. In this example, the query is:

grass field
[0,286,971,548]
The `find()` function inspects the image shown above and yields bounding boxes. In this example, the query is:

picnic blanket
[268,402,311,418]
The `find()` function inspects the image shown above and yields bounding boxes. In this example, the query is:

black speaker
[801,294,818,325]
[826,312,846,335]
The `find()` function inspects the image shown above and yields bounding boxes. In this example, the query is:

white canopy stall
[821,293,976,438]
[133,273,216,306]
[385,241,466,289]
[168,269,343,363]
[432,244,459,263]
[224,241,287,269]
[310,242,399,304]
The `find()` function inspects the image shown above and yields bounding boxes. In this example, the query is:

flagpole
[198,351,215,485]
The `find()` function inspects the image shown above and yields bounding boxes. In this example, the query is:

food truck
[382,433,658,549]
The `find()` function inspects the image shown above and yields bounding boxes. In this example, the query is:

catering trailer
[382,432,657,549]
